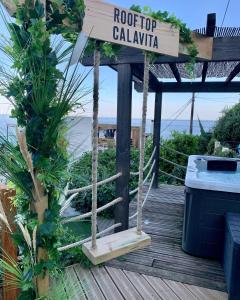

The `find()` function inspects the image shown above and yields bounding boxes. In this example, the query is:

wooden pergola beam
[201,14,216,82]
[202,62,208,82]
[135,81,240,93]
[131,64,161,92]
[226,62,240,82]
[206,13,216,37]
[169,63,181,83]
[1,0,18,14]
[82,36,240,66]
[114,64,132,231]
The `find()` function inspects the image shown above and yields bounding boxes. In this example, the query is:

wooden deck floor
[105,184,227,292]
[66,265,228,300]
[67,184,229,299]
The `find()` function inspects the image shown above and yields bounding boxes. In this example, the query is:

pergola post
[153,90,163,189]
[114,64,132,232]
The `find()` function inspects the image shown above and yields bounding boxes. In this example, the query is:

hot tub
[182,155,240,259]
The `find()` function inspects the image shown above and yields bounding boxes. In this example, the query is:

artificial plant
[130,5,199,77]
[0,0,87,298]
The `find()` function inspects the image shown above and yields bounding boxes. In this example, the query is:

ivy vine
[130,5,199,77]
[0,0,86,298]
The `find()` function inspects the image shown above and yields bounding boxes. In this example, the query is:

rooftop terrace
[66,184,228,299]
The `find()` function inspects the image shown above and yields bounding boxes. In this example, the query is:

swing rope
[129,172,155,221]
[91,44,100,249]
[136,52,150,235]
[59,51,152,254]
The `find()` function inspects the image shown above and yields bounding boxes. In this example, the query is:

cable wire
[221,0,231,27]
[161,99,192,134]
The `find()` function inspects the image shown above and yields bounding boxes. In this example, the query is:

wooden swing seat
[82,227,151,265]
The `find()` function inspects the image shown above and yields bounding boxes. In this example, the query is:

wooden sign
[82,0,180,57]
[185,32,213,60]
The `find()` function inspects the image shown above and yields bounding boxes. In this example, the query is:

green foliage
[47,0,85,42]
[130,5,198,75]
[214,148,237,158]
[159,132,204,184]
[213,103,240,148]
[197,118,213,154]
[84,39,122,59]
[0,249,34,296]
[130,5,192,44]
[42,271,86,300]
[68,148,140,218]
[58,223,92,268]
[0,1,88,298]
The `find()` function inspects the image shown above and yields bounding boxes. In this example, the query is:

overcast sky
[0,0,239,121]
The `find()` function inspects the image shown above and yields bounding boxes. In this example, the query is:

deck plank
[163,280,199,300]
[105,266,144,300]
[90,267,124,300]
[74,264,105,300]
[123,270,162,300]
[108,260,226,291]
[66,265,228,300]
[184,284,228,300]
[106,184,227,292]
[65,266,87,300]
[143,274,180,300]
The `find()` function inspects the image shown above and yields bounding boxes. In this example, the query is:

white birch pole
[137,52,150,234]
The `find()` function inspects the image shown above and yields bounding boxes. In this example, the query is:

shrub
[159,132,204,184]
[58,222,92,268]
[213,103,240,148]
[69,131,213,213]
[69,148,144,217]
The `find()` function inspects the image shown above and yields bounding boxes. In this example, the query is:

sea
[0,115,215,141]
[99,117,215,139]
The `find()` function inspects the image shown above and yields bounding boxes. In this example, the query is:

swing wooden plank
[82,227,151,265]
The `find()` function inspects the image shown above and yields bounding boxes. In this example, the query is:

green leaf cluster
[130,5,193,44]
[0,0,88,297]
[149,132,206,184]
[213,102,240,148]
[47,0,85,41]
[130,5,199,76]
[68,148,142,218]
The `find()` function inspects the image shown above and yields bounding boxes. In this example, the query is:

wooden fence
[0,185,19,300]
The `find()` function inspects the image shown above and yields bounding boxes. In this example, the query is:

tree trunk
[33,177,49,298]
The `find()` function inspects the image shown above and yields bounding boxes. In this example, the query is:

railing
[130,159,156,196]
[128,147,157,220]
[58,223,122,252]
[67,172,122,195]
[129,172,155,220]
[159,144,188,183]
[130,147,156,176]
[61,197,123,224]
[160,156,187,170]
[159,170,185,183]
[60,145,157,252]
[161,144,189,158]
[59,172,123,251]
